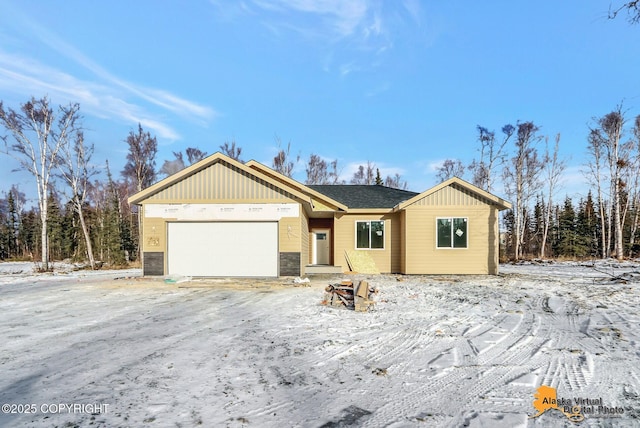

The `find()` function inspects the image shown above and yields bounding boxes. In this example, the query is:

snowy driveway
[0,262,639,427]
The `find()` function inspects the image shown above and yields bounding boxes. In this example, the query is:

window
[437,217,467,248]
[356,221,384,249]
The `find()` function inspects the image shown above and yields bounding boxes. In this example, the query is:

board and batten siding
[403,185,500,274]
[409,182,495,207]
[147,161,296,202]
[139,160,305,276]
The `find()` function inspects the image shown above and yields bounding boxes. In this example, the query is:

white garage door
[167,222,278,277]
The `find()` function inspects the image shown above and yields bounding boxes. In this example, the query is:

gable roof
[396,177,512,210]
[245,160,348,211]
[308,185,419,209]
[128,152,312,206]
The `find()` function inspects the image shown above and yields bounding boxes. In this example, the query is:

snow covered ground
[0,261,638,427]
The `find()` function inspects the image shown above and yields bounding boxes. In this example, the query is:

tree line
[1,96,639,268]
[436,107,640,262]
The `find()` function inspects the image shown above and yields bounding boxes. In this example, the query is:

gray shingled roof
[308,185,419,209]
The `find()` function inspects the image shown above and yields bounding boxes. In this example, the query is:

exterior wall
[300,210,310,274]
[403,205,499,274]
[402,183,501,275]
[147,161,295,202]
[333,212,401,273]
[139,160,304,276]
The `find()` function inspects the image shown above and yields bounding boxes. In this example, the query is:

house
[128,152,512,277]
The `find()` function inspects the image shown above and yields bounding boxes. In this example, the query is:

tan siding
[279,217,301,253]
[403,205,498,274]
[400,210,407,273]
[409,183,492,207]
[334,213,397,273]
[142,217,166,253]
[390,212,402,273]
[148,161,295,202]
[139,160,306,277]
[300,210,310,273]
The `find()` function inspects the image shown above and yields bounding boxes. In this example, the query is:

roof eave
[128,152,313,206]
[245,160,348,211]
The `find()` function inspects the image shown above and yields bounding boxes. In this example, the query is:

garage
[167,222,278,277]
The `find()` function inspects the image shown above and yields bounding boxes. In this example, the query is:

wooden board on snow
[344,250,380,274]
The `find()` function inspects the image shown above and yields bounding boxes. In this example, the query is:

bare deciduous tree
[609,1,640,23]
[436,159,465,183]
[185,147,208,164]
[122,124,158,193]
[160,152,186,177]
[539,134,567,258]
[585,128,609,258]
[469,124,514,192]
[591,107,628,259]
[350,161,376,184]
[384,173,408,190]
[271,136,299,178]
[220,140,243,162]
[57,128,98,269]
[305,154,342,184]
[0,96,79,271]
[503,121,544,260]
[628,115,640,256]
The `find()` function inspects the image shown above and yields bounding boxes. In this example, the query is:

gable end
[407,183,493,207]
[148,161,296,201]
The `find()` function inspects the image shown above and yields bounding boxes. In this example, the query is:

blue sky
[1,1,639,206]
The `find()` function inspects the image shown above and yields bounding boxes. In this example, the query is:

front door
[313,229,330,265]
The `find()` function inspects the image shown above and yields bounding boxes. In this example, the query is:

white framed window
[437,217,468,248]
[356,220,384,249]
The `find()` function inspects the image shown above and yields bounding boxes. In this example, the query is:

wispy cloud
[0,5,215,140]
[0,51,182,140]
[243,0,402,75]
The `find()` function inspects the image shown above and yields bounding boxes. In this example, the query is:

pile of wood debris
[321,279,377,312]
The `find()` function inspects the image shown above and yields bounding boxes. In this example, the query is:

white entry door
[313,229,330,265]
[167,222,278,277]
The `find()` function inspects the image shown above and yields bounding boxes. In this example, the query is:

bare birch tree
[539,134,567,258]
[469,124,514,192]
[436,159,465,183]
[0,96,79,271]
[220,140,242,162]
[503,122,544,260]
[121,124,157,193]
[350,161,376,184]
[305,154,342,184]
[609,1,640,23]
[628,115,640,256]
[585,129,610,258]
[57,128,98,269]
[272,137,299,178]
[385,173,408,190]
[591,108,628,259]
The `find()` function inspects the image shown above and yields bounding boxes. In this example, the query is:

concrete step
[305,265,344,275]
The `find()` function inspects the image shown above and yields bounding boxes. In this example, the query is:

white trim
[167,221,279,277]
[312,228,331,265]
[354,220,385,250]
[145,203,299,220]
[436,217,468,249]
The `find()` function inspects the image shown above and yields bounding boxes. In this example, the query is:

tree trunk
[40,207,48,271]
[76,200,95,269]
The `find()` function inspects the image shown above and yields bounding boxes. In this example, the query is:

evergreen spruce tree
[46,193,64,263]
[577,192,600,258]
[105,163,126,265]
